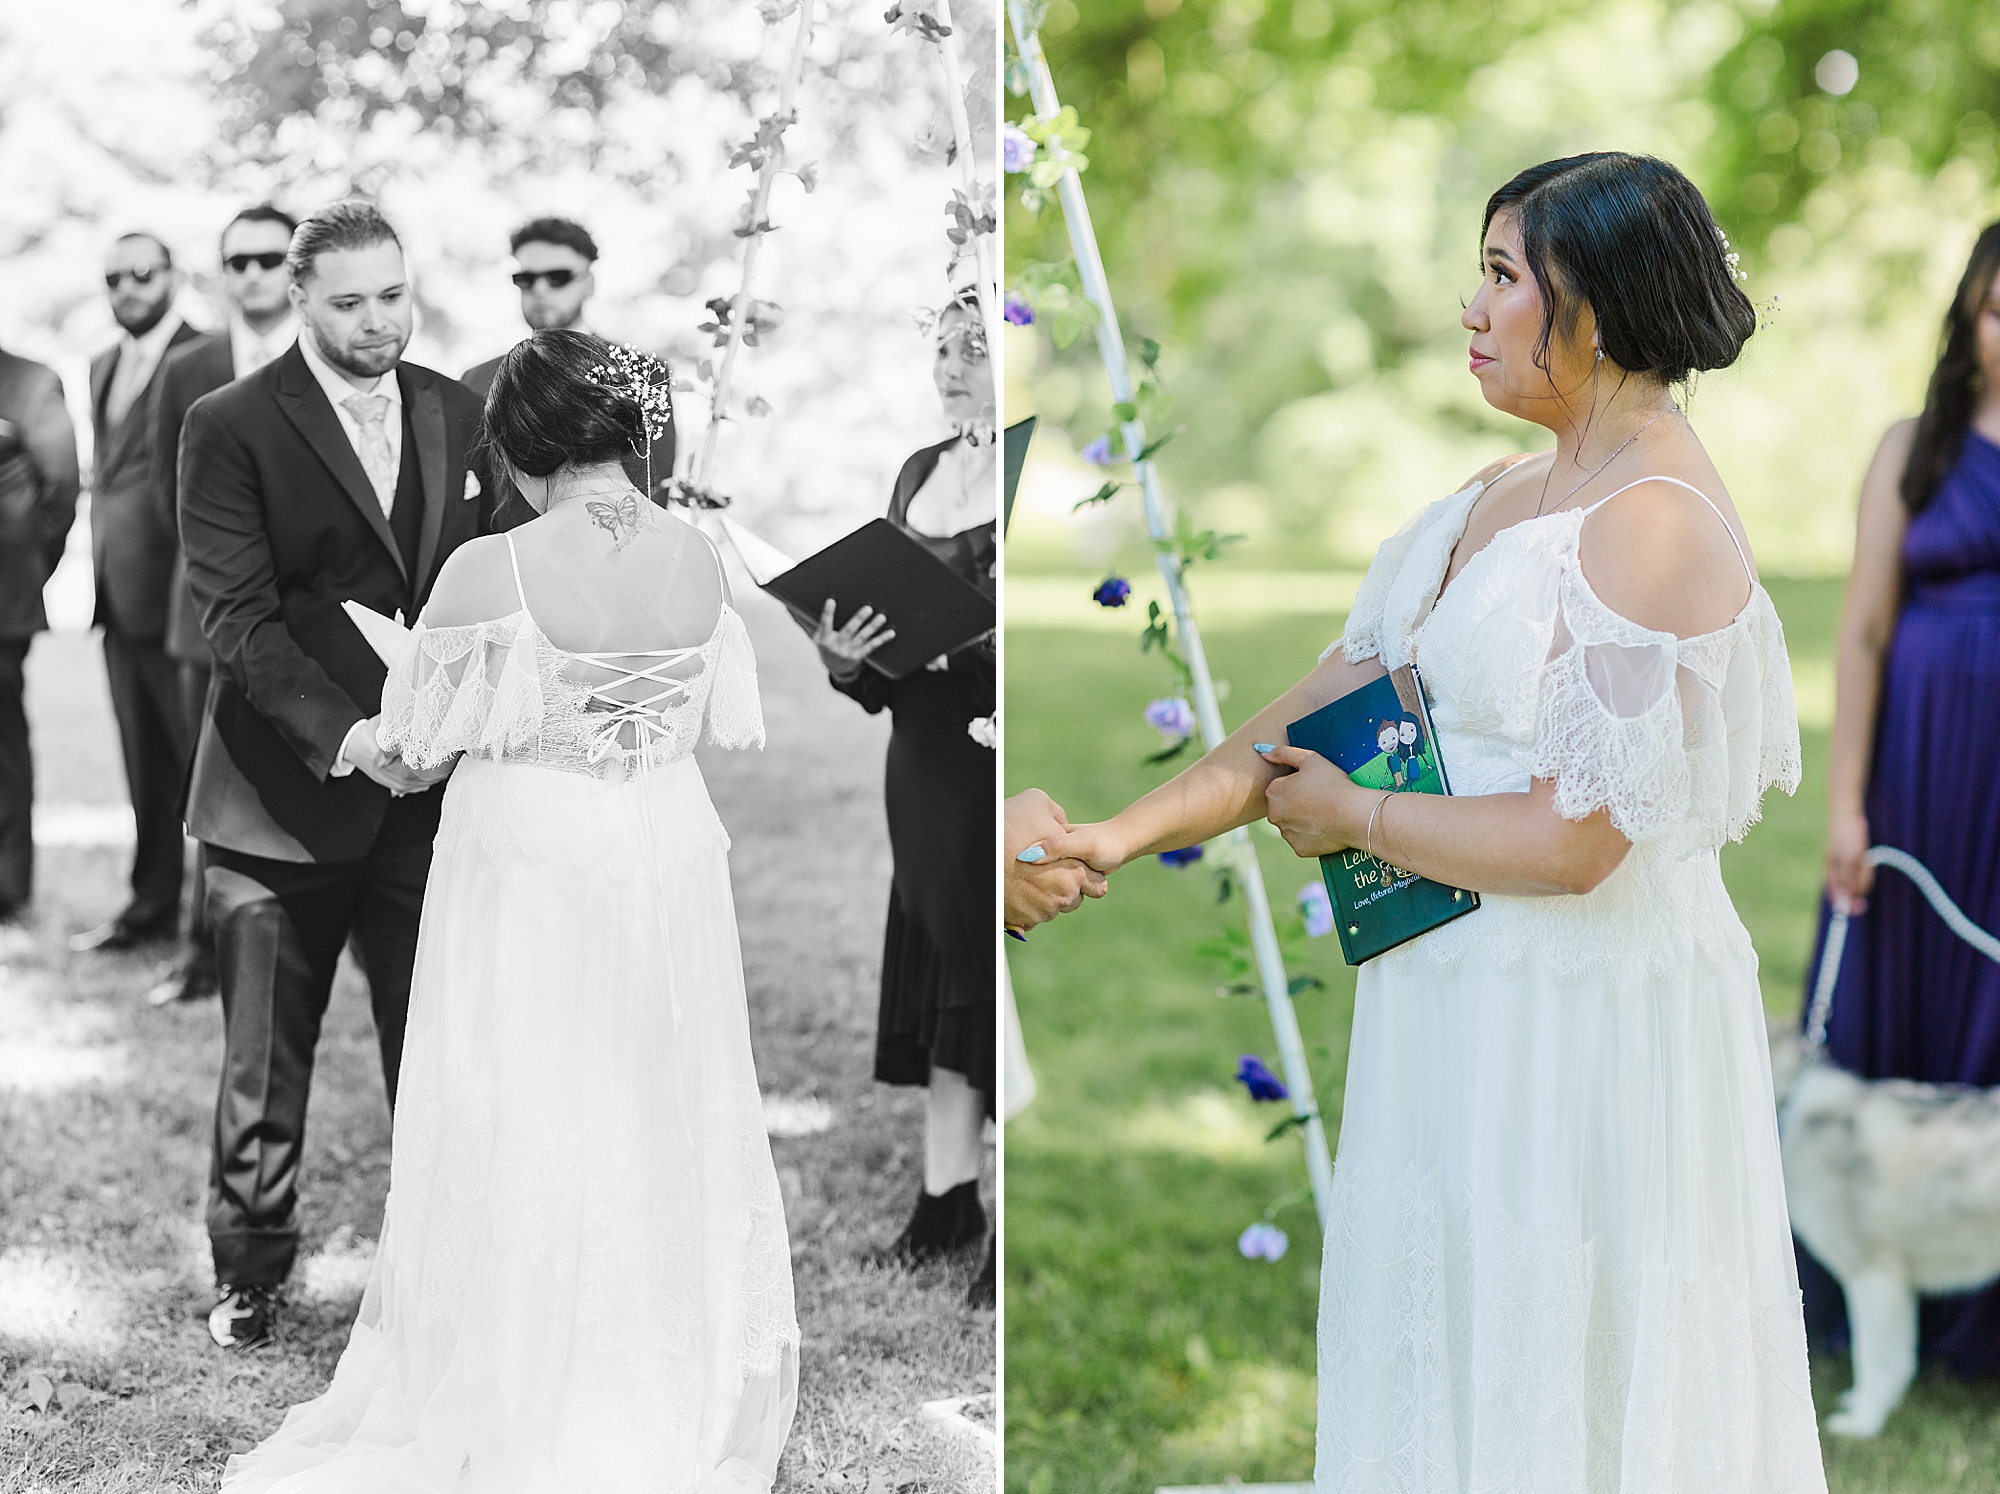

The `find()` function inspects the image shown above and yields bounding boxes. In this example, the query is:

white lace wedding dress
[1316,478,1826,1493]
[221,531,799,1494]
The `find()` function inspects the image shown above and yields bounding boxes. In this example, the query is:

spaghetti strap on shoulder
[503,531,528,613]
[1580,474,1753,583]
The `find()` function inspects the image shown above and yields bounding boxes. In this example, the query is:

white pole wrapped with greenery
[1006,2,1335,1232]
[684,0,817,507]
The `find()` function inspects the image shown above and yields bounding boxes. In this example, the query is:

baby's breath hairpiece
[587,343,677,507]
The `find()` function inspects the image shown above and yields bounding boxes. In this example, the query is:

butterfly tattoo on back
[587,490,643,551]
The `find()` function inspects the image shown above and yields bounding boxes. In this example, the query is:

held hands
[1826,805,1875,913]
[1005,789,1110,932]
[1255,743,1374,859]
[348,715,450,797]
[814,599,895,683]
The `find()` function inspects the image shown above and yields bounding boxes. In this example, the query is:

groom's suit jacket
[178,344,491,864]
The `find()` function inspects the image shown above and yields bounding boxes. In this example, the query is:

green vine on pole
[678,0,816,512]
[1005,0,1338,1237]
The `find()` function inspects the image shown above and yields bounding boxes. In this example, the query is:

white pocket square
[463,470,482,499]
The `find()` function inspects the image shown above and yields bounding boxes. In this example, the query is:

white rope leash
[1801,846,2000,1061]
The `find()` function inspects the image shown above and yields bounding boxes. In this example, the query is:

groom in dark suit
[178,200,491,1348]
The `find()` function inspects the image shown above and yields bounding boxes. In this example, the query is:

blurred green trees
[1005,0,2000,575]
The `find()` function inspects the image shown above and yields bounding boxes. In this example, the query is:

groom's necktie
[341,393,397,515]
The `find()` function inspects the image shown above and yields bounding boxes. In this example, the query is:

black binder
[761,518,993,681]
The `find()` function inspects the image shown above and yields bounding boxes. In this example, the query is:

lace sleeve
[1326,485,1476,667]
[1514,569,1802,854]
[704,607,765,751]
[378,617,547,771]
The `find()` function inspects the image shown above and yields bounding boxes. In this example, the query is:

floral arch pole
[1005,4,1335,1232]
[680,0,817,507]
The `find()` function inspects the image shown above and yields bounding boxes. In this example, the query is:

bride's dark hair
[1483,152,1756,389]
[482,328,648,479]
[1901,221,2000,514]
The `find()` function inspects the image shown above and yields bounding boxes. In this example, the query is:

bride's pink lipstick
[1469,347,1495,373]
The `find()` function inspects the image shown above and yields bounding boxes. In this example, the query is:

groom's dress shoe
[208,1284,279,1350]
[69,915,174,954]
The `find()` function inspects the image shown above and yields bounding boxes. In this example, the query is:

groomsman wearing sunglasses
[138,204,301,1006]
[75,233,201,955]
[461,218,675,527]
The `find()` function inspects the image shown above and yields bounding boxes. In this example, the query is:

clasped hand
[1004,789,1109,932]
[349,715,453,797]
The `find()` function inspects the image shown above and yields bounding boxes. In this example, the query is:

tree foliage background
[0,0,996,549]
[1004,0,2000,576]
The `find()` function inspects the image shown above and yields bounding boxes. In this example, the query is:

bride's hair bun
[482,328,647,478]
[1483,152,1756,387]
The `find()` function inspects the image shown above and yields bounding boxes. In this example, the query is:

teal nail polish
[1016,845,1047,863]
[1252,743,1276,754]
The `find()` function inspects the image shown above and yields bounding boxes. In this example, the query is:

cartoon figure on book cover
[1351,714,1439,793]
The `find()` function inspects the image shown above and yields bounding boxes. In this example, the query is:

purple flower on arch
[1298,880,1334,938]
[1235,1053,1288,1102]
[1004,291,1035,326]
[1157,844,1204,868]
[1080,435,1115,467]
[1092,576,1131,608]
[1238,1221,1289,1261]
[1003,123,1037,174]
[1144,696,1195,740]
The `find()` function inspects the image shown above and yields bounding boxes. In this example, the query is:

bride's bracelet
[1366,790,1393,861]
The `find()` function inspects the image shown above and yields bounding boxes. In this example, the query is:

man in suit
[74,233,203,953]
[143,204,301,1007]
[178,200,491,1348]
[0,346,83,930]
[462,217,674,526]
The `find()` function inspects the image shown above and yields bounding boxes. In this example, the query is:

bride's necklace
[1535,407,1678,517]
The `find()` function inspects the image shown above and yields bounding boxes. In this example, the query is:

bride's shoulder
[1576,477,1754,639]
[423,534,524,629]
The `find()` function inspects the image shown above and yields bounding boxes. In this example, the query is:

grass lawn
[1003,574,2000,1494]
[0,588,993,1493]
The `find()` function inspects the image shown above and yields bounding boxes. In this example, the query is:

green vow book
[1286,664,1478,965]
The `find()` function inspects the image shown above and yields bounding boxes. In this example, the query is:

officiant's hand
[1258,743,1370,858]
[1005,790,1108,931]
[345,716,440,797]
[814,599,895,682]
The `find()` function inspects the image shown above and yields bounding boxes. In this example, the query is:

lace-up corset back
[378,521,765,778]
[506,533,712,765]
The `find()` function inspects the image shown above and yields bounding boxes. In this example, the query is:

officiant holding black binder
[813,280,996,1305]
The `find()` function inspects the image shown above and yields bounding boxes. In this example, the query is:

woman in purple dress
[1807,220,2000,1371]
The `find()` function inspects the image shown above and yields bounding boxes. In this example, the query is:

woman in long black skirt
[816,288,996,1305]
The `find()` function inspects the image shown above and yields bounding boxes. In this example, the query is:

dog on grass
[1773,1030,2000,1438]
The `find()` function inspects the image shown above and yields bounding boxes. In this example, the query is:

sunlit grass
[1003,575,2000,1493]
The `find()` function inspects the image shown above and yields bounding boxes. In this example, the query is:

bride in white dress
[1025,153,1827,1490]
[222,330,798,1493]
